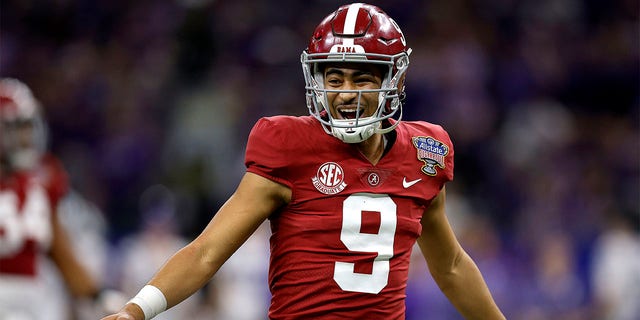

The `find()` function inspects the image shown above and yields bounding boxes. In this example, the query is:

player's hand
[100,303,144,320]
[100,312,136,320]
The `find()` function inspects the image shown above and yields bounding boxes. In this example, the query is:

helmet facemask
[302,51,410,143]
[2,119,47,171]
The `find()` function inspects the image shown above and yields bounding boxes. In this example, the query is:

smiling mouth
[337,106,365,119]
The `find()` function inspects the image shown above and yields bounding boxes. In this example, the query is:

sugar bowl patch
[412,136,449,176]
[312,162,347,194]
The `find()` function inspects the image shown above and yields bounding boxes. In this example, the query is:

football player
[0,78,123,319]
[103,3,505,319]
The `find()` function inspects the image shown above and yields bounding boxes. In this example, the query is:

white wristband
[128,285,167,320]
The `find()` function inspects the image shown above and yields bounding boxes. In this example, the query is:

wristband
[128,285,167,320]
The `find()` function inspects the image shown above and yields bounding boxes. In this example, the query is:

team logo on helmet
[330,45,365,54]
[412,136,449,176]
[312,162,347,194]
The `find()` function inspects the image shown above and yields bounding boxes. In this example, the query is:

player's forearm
[49,215,101,297]
[433,251,505,320]
[145,241,219,309]
[105,240,223,320]
[56,258,100,297]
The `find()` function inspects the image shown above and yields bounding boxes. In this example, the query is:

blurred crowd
[1,0,638,319]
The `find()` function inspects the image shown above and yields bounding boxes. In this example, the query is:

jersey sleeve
[439,126,455,185]
[407,121,455,192]
[244,117,294,188]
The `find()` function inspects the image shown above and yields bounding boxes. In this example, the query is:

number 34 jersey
[0,154,69,276]
[245,115,454,320]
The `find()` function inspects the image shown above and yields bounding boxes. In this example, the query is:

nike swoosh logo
[403,177,422,188]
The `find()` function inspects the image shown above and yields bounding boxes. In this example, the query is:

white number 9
[333,193,397,294]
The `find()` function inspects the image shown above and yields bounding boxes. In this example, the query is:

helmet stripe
[341,3,362,46]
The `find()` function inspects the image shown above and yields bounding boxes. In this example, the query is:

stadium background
[2,0,638,319]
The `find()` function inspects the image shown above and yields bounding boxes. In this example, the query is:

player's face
[323,63,383,120]
[1,102,38,171]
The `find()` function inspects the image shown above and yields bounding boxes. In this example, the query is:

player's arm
[49,207,100,297]
[416,187,505,320]
[102,172,290,320]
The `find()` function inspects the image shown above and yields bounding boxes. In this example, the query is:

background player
[0,78,124,319]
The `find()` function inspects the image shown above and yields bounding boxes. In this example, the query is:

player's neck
[356,133,385,165]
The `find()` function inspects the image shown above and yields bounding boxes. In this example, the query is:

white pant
[0,272,69,320]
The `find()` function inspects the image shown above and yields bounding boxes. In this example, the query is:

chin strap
[330,103,402,143]
[331,122,374,143]
[375,104,403,135]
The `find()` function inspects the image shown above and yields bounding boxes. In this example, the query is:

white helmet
[0,78,47,171]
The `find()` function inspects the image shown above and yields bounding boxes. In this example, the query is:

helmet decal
[330,3,365,54]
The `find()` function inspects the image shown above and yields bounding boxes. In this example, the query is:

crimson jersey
[245,116,454,319]
[0,154,69,276]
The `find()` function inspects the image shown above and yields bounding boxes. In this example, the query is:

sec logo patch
[312,162,347,194]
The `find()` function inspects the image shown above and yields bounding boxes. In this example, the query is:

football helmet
[0,78,47,171]
[301,3,411,143]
